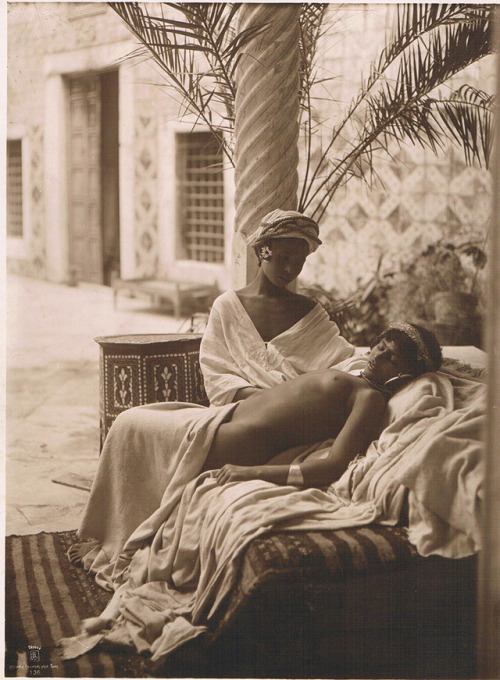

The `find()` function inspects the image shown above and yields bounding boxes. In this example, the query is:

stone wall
[7,3,494,293]
[7,2,173,280]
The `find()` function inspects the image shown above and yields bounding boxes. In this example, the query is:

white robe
[199,290,355,405]
[77,290,354,583]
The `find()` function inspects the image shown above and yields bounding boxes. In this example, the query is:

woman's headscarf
[246,209,322,255]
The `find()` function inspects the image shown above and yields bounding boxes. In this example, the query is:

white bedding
[61,357,485,662]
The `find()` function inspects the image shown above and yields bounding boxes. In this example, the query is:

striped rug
[5,531,149,678]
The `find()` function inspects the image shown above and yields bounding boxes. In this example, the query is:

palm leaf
[423,86,494,167]
[301,4,485,201]
[302,4,493,219]
[108,2,266,166]
[109,2,493,223]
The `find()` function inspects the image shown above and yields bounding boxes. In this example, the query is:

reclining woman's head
[246,210,321,287]
[363,322,443,394]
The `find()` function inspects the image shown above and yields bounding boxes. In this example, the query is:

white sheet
[61,363,485,662]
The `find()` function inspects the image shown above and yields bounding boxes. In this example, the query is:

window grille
[176,132,225,263]
[7,139,23,238]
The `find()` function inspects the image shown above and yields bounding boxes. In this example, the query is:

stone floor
[5,274,195,536]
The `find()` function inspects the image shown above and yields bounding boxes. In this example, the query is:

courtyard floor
[5,274,192,536]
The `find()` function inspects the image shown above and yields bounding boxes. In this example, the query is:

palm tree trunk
[232,3,301,286]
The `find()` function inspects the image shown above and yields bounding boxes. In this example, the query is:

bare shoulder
[289,292,317,313]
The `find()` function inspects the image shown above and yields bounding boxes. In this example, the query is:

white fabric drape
[61,366,485,663]
[199,290,355,405]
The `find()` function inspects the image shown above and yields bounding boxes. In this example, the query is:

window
[176,131,225,263]
[7,139,23,238]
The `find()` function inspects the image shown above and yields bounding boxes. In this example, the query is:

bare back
[205,369,386,469]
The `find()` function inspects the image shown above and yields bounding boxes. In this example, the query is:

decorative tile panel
[29,125,46,277]
[134,100,158,278]
[301,5,493,298]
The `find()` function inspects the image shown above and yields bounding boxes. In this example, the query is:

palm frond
[299,3,492,212]
[302,5,493,219]
[379,4,490,80]
[421,86,494,167]
[109,2,493,226]
[108,2,266,166]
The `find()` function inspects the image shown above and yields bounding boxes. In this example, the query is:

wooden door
[68,74,103,283]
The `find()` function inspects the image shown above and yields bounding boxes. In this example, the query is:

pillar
[477,7,500,677]
[232,4,301,287]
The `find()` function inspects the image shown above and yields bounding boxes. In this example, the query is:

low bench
[93,337,483,677]
[112,278,217,318]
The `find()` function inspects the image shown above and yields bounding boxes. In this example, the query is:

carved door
[68,74,103,283]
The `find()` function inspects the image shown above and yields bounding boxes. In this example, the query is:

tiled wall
[300,4,493,297]
[7,3,131,279]
[134,88,160,278]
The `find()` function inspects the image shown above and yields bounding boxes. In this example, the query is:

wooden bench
[112,278,217,318]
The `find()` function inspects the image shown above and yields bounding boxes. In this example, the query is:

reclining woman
[208,322,443,489]
[68,209,355,571]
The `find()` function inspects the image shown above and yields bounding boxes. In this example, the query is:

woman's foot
[66,540,99,568]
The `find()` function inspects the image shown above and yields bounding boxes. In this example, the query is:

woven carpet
[4,531,149,678]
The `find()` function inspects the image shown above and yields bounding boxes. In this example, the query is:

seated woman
[200,209,355,405]
[68,209,354,570]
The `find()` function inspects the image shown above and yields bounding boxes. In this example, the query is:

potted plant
[384,238,487,346]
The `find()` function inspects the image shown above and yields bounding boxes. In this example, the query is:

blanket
[77,401,239,587]
[61,363,485,663]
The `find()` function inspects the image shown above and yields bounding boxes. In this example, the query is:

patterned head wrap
[389,322,439,371]
[246,209,322,254]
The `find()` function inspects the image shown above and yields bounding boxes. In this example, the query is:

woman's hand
[215,464,260,485]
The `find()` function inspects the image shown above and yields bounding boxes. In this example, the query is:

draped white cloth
[199,290,355,405]
[77,401,239,588]
[76,290,354,586]
[61,364,485,663]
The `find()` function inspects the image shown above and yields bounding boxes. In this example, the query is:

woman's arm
[233,386,262,401]
[215,390,386,488]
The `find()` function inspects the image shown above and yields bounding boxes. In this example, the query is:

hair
[371,323,443,377]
